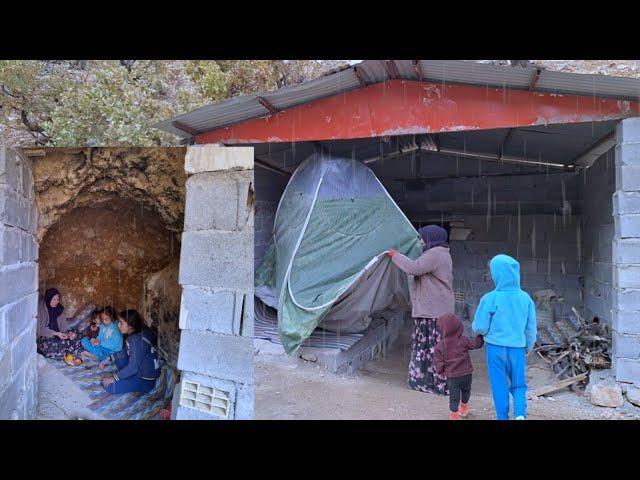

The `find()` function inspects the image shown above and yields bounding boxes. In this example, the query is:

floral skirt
[37,329,84,361]
[408,317,449,395]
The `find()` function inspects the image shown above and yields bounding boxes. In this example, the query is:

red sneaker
[459,402,469,418]
[449,411,459,420]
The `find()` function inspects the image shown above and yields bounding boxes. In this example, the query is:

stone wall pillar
[173,145,254,420]
[613,117,640,385]
[0,147,38,419]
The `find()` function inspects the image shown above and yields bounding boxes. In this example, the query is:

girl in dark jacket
[434,313,484,420]
[100,309,160,394]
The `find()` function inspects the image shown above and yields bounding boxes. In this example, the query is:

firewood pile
[533,307,611,395]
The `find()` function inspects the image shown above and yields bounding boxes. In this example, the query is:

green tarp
[255,152,422,354]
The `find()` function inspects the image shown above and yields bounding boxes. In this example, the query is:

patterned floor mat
[48,358,176,420]
[255,300,364,351]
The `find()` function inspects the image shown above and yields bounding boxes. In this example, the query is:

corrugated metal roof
[156,60,640,138]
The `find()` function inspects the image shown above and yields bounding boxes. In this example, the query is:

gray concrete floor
[36,354,103,420]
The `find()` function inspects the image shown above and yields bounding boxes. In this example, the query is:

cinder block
[180,286,238,335]
[179,231,252,290]
[9,323,36,376]
[616,165,640,192]
[616,142,640,167]
[614,357,640,384]
[15,262,37,300]
[615,264,640,289]
[613,237,640,264]
[613,191,640,215]
[613,310,640,335]
[614,288,640,312]
[6,292,38,340]
[0,226,20,266]
[0,265,19,306]
[185,172,244,232]
[614,214,640,239]
[613,332,640,359]
[0,185,18,228]
[20,232,37,263]
[177,330,253,384]
[617,117,640,144]
[185,145,253,175]
[0,148,18,190]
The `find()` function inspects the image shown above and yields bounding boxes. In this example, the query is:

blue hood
[489,254,521,291]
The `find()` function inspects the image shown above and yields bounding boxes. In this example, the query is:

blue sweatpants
[81,337,117,362]
[104,354,156,394]
[485,343,527,420]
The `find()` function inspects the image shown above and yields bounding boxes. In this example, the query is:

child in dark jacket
[99,309,160,394]
[434,312,484,420]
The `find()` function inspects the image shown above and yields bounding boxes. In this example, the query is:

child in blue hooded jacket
[472,254,536,420]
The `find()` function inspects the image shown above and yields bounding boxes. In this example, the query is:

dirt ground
[255,324,640,420]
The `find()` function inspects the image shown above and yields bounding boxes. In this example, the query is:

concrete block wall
[581,149,615,324]
[449,214,581,319]
[174,145,254,419]
[254,166,288,271]
[0,147,38,419]
[613,117,640,385]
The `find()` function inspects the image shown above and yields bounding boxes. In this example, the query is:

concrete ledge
[185,145,253,175]
[615,142,640,166]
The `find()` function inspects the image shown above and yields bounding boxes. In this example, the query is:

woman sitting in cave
[37,288,85,364]
[99,309,161,394]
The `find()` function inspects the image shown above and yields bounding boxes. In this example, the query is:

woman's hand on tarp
[387,249,397,258]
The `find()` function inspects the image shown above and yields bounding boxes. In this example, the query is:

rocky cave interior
[33,147,186,367]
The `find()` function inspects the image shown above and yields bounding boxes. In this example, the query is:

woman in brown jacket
[388,224,455,395]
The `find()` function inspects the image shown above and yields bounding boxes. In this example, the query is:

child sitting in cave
[80,306,124,362]
[83,310,101,340]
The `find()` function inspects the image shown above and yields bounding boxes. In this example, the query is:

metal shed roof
[155,60,640,139]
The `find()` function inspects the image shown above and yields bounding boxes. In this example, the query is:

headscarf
[418,225,448,251]
[44,288,64,332]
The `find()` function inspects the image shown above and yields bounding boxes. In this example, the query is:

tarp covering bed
[255,151,422,354]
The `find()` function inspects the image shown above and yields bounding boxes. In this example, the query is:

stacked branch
[533,308,611,395]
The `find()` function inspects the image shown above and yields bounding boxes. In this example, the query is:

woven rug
[48,358,176,420]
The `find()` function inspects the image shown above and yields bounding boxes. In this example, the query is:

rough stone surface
[185,145,253,174]
[33,147,186,241]
[588,382,624,408]
[39,199,179,313]
[143,259,181,368]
